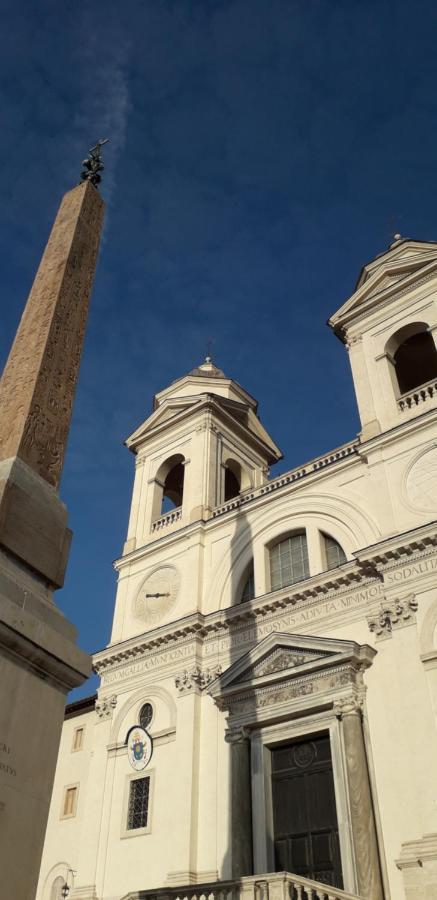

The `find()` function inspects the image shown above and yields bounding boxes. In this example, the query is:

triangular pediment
[125,393,282,461]
[125,395,205,448]
[234,644,330,682]
[329,240,437,339]
[209,632,374,700]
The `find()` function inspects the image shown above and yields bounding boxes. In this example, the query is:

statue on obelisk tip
[0,143,107,900]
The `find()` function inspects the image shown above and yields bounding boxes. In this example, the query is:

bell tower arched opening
[223,457,252,503]
[224,461,241,501]
[386,322,437,396]
[151,453,185,520]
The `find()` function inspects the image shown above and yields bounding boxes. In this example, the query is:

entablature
[98,522,437,682]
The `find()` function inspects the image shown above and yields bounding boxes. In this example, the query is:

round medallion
[293,741,316,768]
[406,447,437,511]
[134,566,180,625]
[127,726,153,771]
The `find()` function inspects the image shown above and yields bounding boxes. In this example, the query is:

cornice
[354,521,437,572]
[330,261,437,341]
[356,404,437,456]
[96,524,437,675]
[127,393,278,461]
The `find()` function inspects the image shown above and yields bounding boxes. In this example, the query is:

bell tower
[123,356,282,549]
[110,358,281,643]
[329,237,437,439]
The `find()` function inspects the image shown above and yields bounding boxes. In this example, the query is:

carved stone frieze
[95,694,117,719]
[367,594,418,639]
[175,665,222,694]
[225,667,358,719]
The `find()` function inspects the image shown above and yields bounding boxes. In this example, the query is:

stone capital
[367,594,418,639]
[175,665,221,695]
[225,726,251,744]
[333,695,364,719]
[95,694,117,720]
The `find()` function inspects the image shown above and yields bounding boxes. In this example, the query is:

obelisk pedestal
[0,176,104,900]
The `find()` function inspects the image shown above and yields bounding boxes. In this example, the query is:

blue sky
[2,0,437,698]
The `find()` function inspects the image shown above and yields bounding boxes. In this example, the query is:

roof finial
[80,139,109,188]
[205,337,213,365]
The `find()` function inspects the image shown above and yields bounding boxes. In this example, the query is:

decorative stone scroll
[367,594,418,639]
[95,694,117,719]
[175,666,222,694]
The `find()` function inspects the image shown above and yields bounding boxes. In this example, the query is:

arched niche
[110,683,177,746]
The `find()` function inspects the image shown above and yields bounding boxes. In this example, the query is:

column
[226,727,253,878]
[335,698,384,900]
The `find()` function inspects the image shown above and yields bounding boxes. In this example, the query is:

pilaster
[334,697,384,900]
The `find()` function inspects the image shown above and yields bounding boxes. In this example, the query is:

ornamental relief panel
[367,594,418,640]
[226,667,359,720]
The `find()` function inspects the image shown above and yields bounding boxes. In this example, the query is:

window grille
[62,786,77,817]
[139,703,153,731]
[127,776,150,830]
[72,727,84,751]
[270,533,309,590]
[323,534,347,570]
[240,565,255,602]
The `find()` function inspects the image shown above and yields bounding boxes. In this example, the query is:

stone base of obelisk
[0,460,91,900]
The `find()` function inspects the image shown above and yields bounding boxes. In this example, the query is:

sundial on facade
[134,566,180,625]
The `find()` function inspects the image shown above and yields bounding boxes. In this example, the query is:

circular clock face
[134,566,180,626]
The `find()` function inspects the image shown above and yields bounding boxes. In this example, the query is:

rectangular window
[72,727,84,752]
[127,776,150,830]
[270,533,310,591]
[62,785,78,818]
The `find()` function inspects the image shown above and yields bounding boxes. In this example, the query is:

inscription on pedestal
[0,742,17,778]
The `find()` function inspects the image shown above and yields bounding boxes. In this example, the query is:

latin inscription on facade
[384,556,437,583]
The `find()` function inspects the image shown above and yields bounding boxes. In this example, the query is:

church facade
[37,239,437,900]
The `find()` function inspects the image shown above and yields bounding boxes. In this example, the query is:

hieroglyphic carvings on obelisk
[0,179,104,487]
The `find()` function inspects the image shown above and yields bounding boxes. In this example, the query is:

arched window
[240,563,255,603]
[139,702,153,731]
[50,877,65,900]
[387,323,437,395]
[323,533,347,570]
[224,460,241,501]
[270,532,309,591]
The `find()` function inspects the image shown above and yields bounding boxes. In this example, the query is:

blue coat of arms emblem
[127,726,153,771]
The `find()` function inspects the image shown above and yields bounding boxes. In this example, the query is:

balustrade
[212,441,358,519]
[397,377,437,411]
[125,871,363,900]
[151,507,182,532]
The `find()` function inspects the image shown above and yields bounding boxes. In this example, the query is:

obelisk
[0,145,105,900]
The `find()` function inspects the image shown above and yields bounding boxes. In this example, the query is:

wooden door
[271,733,343,888]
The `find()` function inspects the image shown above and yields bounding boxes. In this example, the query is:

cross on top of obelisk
[80,138,109,187]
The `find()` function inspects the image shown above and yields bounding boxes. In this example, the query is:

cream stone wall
[37,240,437,900]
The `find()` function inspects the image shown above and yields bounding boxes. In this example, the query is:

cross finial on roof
[80,139,109,188]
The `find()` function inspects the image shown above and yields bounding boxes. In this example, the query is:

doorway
[271,733,343,888]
